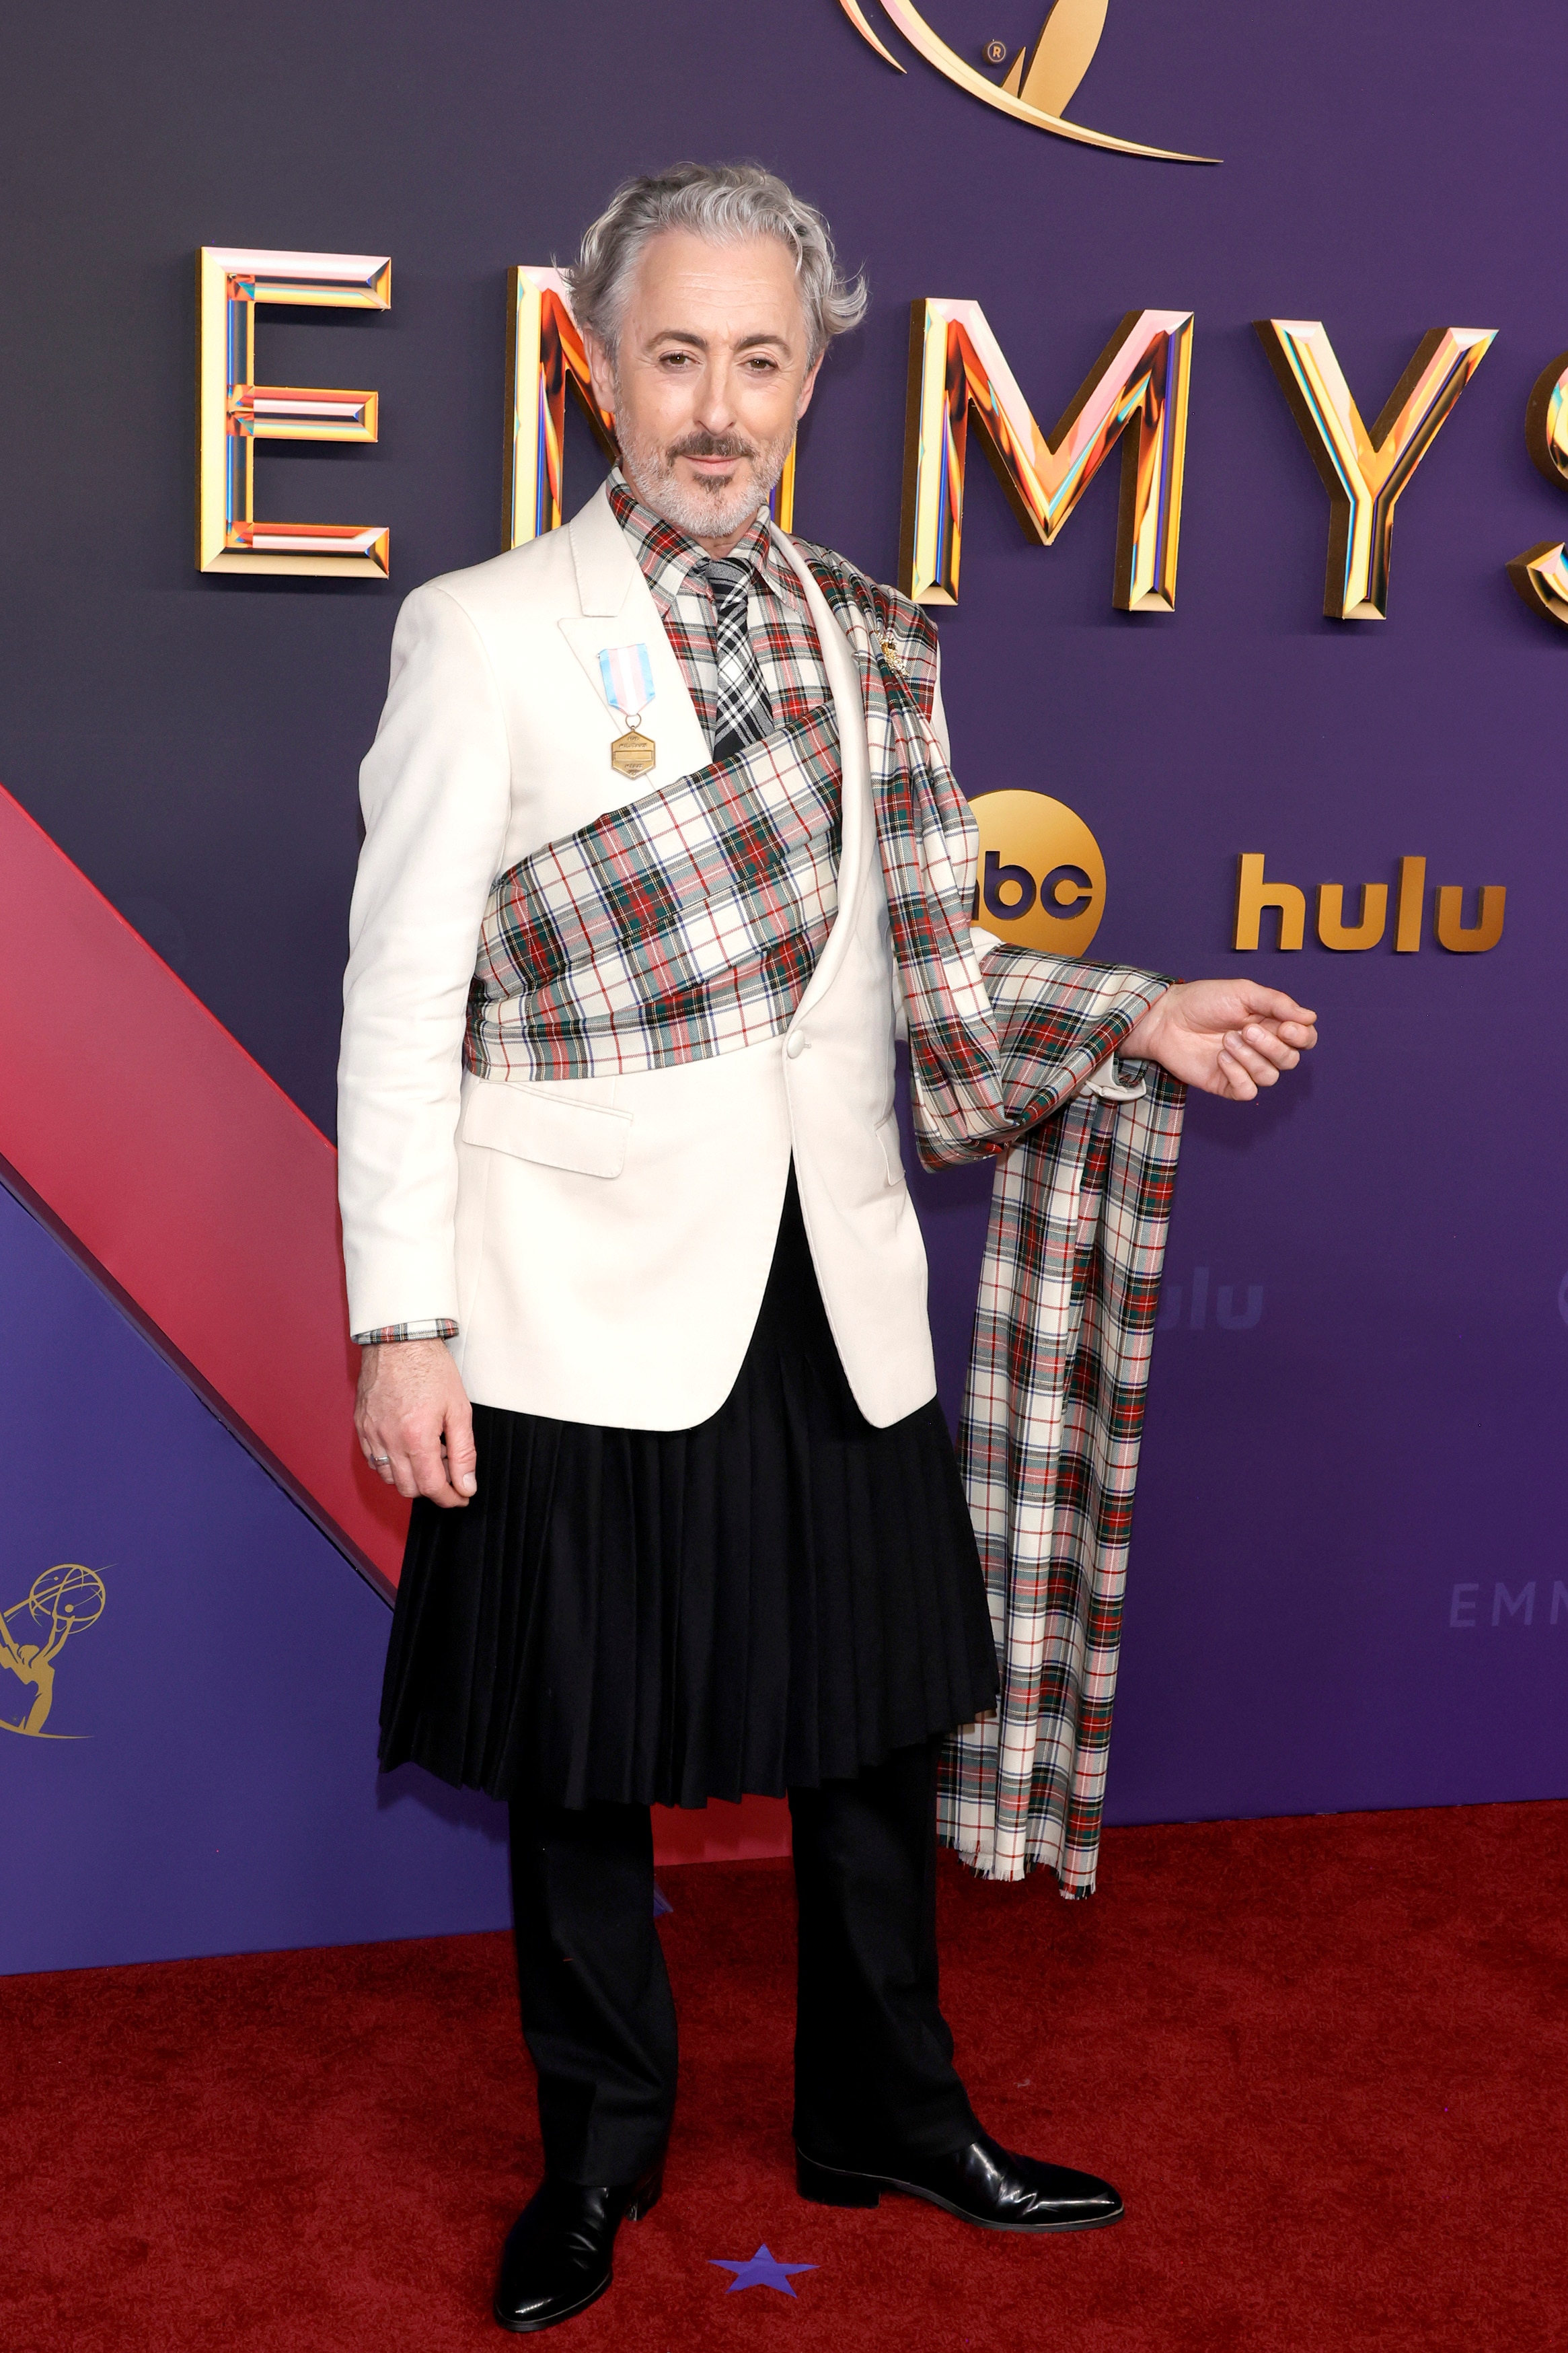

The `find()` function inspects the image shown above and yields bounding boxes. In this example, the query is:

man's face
[586,229,823,550]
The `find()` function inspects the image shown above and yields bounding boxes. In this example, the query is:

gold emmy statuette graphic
[969,791,1106,957]
[835,0,1218,164]
[0,1564,106,1739]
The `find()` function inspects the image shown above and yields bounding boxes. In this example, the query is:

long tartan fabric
[468,534,1187,1891]
[943,953,1186,1891]
[797,546,1186,1890]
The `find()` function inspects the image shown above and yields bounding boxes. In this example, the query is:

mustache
[665,431,758,465]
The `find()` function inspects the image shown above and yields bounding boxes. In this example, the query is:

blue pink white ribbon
[599,643,655,718]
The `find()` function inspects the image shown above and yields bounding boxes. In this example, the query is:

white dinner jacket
[338,483,938,1431]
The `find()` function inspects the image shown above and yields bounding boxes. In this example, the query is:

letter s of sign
[1507,353,1568,627]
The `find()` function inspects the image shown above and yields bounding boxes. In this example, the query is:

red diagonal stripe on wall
[0,781,790,1861]
[0,781,408,1589]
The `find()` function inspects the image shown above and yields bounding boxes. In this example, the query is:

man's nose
[692,365,740,432]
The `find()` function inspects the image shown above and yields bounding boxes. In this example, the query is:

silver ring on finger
[369,1453,392,1465]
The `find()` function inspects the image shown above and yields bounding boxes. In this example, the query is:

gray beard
[615,410,795,544]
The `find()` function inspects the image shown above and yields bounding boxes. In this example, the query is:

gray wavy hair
[566,163,868,363]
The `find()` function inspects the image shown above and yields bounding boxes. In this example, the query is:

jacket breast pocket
[460,1079,632,1179]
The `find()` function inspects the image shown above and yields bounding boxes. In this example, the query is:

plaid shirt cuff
[352,1318,459,1346]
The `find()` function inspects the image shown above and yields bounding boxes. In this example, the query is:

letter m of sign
[900,302,1193,610]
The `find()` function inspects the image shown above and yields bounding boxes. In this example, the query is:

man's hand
[355,1338,478,1508]
[1123,980,1318,1101]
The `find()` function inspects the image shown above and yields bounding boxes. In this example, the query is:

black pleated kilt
[377,1170,1000,1810]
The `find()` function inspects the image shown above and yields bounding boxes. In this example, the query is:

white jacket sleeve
[337,583,512,1338]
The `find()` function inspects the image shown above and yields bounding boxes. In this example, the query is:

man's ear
[794,350,825,424]
[583,328,617,421]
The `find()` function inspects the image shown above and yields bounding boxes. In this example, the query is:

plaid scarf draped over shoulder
[467,532,1187,1893]
[800,546,1185,1893]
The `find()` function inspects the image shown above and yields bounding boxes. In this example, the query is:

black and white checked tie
[696,556,773,761]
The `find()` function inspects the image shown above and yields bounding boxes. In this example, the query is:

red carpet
[6,1803,1565,2352]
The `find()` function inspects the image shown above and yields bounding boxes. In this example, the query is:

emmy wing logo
[0,1564,106,1739]
[836,0,1218,163]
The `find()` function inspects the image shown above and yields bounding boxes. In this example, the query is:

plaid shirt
[605,469,829,748]
[354,476,833,1344]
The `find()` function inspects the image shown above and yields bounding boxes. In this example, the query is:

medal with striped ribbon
[599,643,657,779]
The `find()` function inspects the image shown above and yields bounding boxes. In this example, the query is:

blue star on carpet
[709,2245,819,2296]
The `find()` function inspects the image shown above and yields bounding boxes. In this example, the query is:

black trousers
[507,1738,979,2184]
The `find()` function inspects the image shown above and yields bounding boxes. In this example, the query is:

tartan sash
[468,544,1186,1893]
[467,704,842,1083]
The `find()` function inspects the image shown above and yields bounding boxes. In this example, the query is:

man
[338,164,1316,2335]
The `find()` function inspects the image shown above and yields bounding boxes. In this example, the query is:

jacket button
[786,1031,807,1060]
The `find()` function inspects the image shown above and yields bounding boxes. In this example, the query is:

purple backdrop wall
[0,1184,509,1975]
[3,0,1564,1971]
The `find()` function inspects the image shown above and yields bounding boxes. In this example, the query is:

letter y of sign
[1255,320,1494,618]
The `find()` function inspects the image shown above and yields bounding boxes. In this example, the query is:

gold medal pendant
[610,725,656,780]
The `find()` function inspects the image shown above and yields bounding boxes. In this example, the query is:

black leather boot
[492,2159,663,2333]
[796,2131,1121,2233]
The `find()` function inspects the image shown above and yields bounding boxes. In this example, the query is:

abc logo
[967,791,1107,957]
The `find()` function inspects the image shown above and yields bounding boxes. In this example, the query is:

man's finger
[1241,1017,1316,1057]
[444,1406,478,1500]
[390,1449,426,1500]
[1222,1036,1280,1087]
[357,1418,400,1486]
[1215,1047,1257,1101]
[408,1439,467,1509]
[1238,984,1317,1026]
[1238,1025,1299,1071]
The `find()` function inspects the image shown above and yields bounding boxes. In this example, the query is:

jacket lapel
[770,525,876,1020]
[559,486,710,791]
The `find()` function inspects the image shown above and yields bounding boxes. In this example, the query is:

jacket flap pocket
[461,1081,631,1178]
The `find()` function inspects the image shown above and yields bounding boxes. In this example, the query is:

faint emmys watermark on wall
[1158,1267,1263,1334]
[1450,1581,1568,1631]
